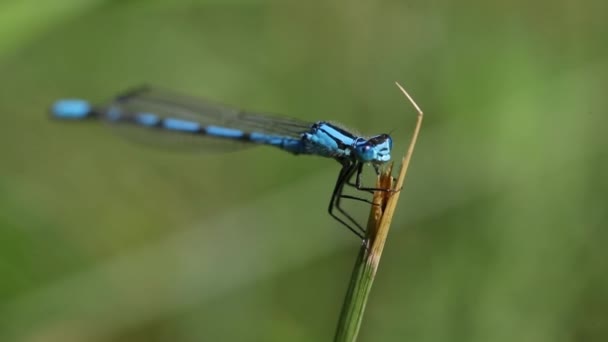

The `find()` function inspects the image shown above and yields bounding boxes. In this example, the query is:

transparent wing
[98,86,314,152]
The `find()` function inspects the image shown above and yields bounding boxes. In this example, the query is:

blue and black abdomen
[50,90,312,155]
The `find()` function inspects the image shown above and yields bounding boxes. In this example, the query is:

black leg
[345,163,371,192]
[338,194,378,206]
[328,160,401,239]
[327,161,365,239]
[334,190,367,238]
[346,163,396,193]
[334,164,368,232]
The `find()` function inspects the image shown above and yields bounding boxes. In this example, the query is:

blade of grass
[334,82,424,342]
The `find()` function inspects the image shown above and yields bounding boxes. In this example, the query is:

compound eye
[357,144,375,161]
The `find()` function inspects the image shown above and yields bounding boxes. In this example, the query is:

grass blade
[334,82,424,341]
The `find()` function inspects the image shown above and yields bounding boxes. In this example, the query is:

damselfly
[51,86,396,239]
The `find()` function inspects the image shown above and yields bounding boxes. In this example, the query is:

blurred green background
[1,0,606,341]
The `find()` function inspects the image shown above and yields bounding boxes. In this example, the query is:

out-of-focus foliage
[0,1,606,341]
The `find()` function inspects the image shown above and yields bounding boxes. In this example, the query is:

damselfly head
[353,134,392,163]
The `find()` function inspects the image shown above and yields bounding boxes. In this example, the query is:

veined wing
[107,86,312,136]
[89,86,313,152]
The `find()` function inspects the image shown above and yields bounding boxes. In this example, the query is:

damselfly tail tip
[50,99,94,120]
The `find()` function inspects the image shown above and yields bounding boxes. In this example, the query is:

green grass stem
[334,83,424,342]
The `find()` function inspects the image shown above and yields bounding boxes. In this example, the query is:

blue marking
[318,123,355,146]
[249,132,307,154]
[163,118,201,132]
[135,112,160,126]
[51,99,91,119]
[295,122,362,158]
[205,125,244,138]
[374,140,392,162]
[249,132,285,146]
[281,139,304,154]
[249,132,304,153]
[305,131,340,157]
